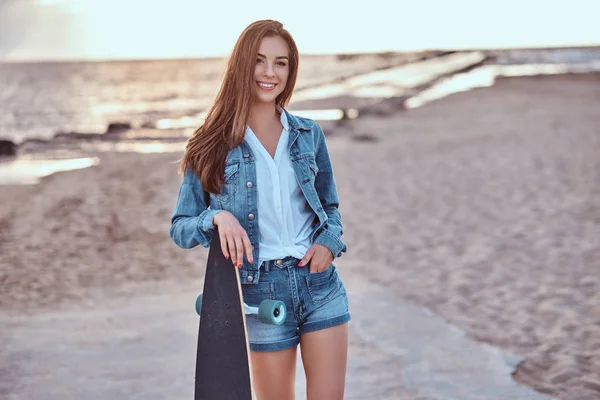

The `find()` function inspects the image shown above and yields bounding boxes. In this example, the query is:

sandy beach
[1,72,599,399]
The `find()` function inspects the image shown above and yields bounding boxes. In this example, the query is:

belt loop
[262,261,270,273]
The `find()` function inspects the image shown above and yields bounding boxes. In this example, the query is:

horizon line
[1,43,599,65]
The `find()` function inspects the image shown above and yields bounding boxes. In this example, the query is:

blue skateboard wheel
[195,294,203,316]
[258,300,286,325]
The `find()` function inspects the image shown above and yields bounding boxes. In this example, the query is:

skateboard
[194,228,287,400]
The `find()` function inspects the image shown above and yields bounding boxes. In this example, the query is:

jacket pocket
[215,162,239,205]
[296,155,317,184]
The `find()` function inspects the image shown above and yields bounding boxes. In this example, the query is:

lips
[257,82,277,90]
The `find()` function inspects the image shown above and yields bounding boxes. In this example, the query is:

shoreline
[2,47,599,151]
[2,68,600,187]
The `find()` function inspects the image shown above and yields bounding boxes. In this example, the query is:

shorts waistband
[261,256,300,272]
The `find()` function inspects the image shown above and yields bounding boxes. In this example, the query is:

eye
[277,61,288,67]
[256,58,264,63]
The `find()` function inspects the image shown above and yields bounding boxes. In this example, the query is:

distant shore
[2,47,599,157]
[2,48,600,188]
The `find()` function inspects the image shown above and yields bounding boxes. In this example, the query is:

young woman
[170,20,350,400]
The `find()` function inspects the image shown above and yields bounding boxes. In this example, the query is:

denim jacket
[169,109,347,284]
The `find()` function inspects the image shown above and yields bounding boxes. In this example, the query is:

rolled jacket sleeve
[169,168,221,249]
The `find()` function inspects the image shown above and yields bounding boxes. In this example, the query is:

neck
[249,101,279,128]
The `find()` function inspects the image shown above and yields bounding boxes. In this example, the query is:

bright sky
[1,0,599,61]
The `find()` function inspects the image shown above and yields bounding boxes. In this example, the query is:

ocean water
[1,47,599,147]
[490,47,600,65]
[1,47,599,184]
[0,51,434,145]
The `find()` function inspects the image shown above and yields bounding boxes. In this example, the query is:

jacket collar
[282,108,312,133]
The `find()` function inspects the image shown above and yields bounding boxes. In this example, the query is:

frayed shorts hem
[249,336,299,352]
[299,312,351,336]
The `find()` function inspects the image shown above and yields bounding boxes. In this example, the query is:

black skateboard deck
[194,229,253,400]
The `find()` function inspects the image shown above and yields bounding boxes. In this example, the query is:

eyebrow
[257,53,289,60]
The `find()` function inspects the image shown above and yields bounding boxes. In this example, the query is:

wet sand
[1,73,599,399]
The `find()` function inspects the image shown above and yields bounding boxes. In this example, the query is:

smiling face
[253,35,290,105]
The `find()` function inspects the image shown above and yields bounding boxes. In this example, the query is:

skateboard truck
[195,293,287,326]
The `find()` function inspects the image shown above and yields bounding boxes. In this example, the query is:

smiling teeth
[259,83,275,88]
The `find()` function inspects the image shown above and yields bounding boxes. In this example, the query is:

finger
[315,250,332,268]
[234,236,244,268]
[310,261,320,274]
[310,252,328,273]
[226,235,237,266]
[242,234,253,264]
[316,260,330,273]
[219,231,229,260]
[312,260,328,273]
[299,247,315,267]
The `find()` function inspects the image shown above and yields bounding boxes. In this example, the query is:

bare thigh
[300,323,349,400]
[250,346,297,400]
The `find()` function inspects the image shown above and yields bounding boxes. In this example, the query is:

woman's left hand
[298,244,334,273]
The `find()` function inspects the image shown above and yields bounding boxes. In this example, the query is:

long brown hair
[179,20,299,193]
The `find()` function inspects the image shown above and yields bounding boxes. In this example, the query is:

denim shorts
[241,256,351,352]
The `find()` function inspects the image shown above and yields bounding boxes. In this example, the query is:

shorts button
[248,213,255,220]
[276,259,283,265]
[247,275,254,282]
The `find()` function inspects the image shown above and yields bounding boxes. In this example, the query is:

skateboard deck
[194,229,253,400]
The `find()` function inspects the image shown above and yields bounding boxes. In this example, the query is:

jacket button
[246,181,253,188]
[247,275,254,282]
[248,213,255,220]
[243,153,250,158]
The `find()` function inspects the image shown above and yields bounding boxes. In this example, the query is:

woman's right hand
[213,211,253,268]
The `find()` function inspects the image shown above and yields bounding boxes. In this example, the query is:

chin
[255,92,280,104]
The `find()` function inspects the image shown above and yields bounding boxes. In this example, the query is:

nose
[264,62,275,78]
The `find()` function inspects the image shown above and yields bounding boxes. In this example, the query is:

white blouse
[244,111,314,266]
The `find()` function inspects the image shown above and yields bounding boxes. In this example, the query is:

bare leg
[250,346,297,400]
[300,323,349,400]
